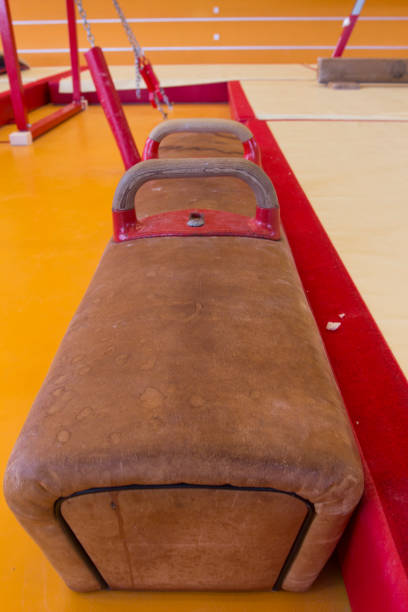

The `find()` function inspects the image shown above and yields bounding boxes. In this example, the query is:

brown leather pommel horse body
[4,120,363,593]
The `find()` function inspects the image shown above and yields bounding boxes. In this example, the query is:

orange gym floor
[0,61,407,610]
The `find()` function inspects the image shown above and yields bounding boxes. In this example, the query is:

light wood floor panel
[59,64,314,93]
[269,120,408,375]
[243,80,408,120]
[0,64,314,94]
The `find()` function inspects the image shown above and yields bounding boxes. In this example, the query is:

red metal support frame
[0,0,84,143]
[0,0,29,131]
[0,67,88,128]
[112,207,280,243]
[30,101,84,140]
[66,0,81,103]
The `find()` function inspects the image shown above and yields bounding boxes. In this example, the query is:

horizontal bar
[29,100,83,139]
[12,16,408,25]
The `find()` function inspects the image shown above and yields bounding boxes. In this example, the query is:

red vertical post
[0,0,29,130]
[85,46,141,169]
[332,0,366,58]
[66,0,81,103]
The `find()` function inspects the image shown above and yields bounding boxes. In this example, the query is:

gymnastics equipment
[142,118,260,163]
[230,85,408,610]
[332,0,366,58]
[318,58,408,84]
[74,0,173,168]
[85,45,141,168]
[111,0,172,118]
[0,52,28,74]
[0,0,85,145]
[4,123,363,591]
[320,1,407,87]
[75,0,172,119]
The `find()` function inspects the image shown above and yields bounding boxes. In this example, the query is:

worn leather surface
[158,131,245,159]
[136,132,254,220]
[4,129,363,592]
[4,235,363,591]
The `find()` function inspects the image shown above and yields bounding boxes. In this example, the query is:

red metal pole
[66,0,81,103]
[85,46,141,169]
[332,0,366,58]
[0,0,29,130]
[30,101,83,140]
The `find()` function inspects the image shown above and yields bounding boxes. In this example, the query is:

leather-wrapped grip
[112,157,278,214]
[148,119,254,143]
[142,119,260,164]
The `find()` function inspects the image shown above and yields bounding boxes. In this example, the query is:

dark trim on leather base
[273,503,316,591]
[55,482,314,592]
[54,498,109,590]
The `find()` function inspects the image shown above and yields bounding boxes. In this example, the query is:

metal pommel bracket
[112,158,280,243]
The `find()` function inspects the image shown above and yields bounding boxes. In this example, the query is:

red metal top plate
[112,207,280,242]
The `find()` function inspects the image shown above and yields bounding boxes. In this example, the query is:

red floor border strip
[228,82,408,610]
[49,80,229,105]
[228,81,256,122]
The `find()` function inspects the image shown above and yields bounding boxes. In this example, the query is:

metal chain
[74,0,95,47]
[161,89,172,113]
[75,0,171,115]
[111,0,142,98]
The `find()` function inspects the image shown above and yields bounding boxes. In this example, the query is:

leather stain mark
[76,406,92,421]
[159,301,203,322]
[110,432,121,445]
[140,387,163,410]
[57,430,70,444]
[110,492,135,589]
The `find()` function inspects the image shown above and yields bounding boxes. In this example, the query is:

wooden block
[318,58,408,84]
